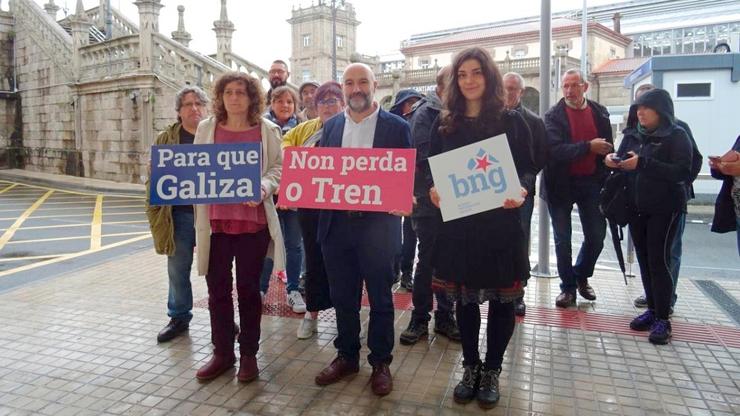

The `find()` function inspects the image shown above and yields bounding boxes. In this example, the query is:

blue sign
[149,143,262,206]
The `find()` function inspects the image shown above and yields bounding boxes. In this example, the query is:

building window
[419,57,431,69]
[512,45,528,58]
[303,34,311,47]
[302,69,312,82]
[336,71,343,82]
[336,35,345,49]
[675,81,712,100]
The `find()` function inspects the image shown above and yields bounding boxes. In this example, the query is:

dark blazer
[317,108,412,242]
[711,135,740,233]
[542,98,613,205]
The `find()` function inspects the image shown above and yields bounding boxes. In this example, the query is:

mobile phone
[708,155,721,161]
[610,156,623,163]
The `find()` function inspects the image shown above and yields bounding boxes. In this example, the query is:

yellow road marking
[1,220,149,232]
[90,195,103,250]
[0,254,68,263]
[0,190,54,251]
[7,231,149,245]
[0,211,143,221]
[0,184,18,194]
[0,234,151,278]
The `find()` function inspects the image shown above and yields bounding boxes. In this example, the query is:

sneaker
[629,310,656,331]
[400,272,413,291]
[399,319,428,345]
[453,363,481,404]
[477,367,501,409]
[287,291,307,314]
[434,315,461,342]
[297,315,317,339]
[648,319,672,345]
[634,295,648,308]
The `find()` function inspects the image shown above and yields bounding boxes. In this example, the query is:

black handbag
[599,171,629,227]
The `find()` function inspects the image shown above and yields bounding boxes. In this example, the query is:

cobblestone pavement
[0,245,738,416]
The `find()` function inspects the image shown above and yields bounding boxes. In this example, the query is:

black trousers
[629,211,680,320]
[457,300,515,370]
[297,209,332,312]
[411,215,454,323]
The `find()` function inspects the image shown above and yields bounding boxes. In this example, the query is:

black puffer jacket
[615,89,692,214]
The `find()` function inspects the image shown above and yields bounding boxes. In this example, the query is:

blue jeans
[167,209,196,322]
[548,177,606,293]
[260,209,303,293]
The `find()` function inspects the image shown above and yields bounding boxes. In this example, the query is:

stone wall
[0,11,15,167]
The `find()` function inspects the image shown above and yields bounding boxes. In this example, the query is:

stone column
[213,0,234,66]
[97,0,106,29]
[171,5,191,47]
[133,0,163,72]
[69,0,92,81]
[44,0,60,20]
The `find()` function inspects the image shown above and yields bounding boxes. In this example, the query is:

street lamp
[329,0,345,81]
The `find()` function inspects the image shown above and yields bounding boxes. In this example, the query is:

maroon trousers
[206,230,270,358]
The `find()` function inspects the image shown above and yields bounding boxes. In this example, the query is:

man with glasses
[266,60,290,104]
[146,86,208,342]
[543,69,613,308]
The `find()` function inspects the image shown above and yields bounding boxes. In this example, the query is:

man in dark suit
[503,72,548,316]
[314,63,411,396]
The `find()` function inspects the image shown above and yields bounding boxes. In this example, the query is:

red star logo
[475,155,493,172]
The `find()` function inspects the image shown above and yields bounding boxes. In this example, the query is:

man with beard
[266,60,290,104]
[503,72,548,316]
[314,63,411,397]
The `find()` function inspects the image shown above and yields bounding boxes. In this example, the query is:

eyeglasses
[317,98,340,106]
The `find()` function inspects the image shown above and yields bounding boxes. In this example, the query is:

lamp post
[329,0,344,81]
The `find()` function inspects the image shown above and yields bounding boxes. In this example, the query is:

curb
[0,169,146,197]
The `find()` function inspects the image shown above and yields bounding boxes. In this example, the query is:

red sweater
[565,104,599,176]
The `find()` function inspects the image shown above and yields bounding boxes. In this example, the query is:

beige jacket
[193,116,286,276]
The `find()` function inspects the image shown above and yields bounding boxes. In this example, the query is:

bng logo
[448,149,507,198]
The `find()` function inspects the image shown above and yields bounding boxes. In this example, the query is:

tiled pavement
[0,246,739,416]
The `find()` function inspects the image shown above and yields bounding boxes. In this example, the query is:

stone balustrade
[79,34,139,81]
[152,33,230,91]
[11,0,73,78]
[85,6,138,37]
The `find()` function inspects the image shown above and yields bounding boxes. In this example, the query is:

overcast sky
[42,0,622,69]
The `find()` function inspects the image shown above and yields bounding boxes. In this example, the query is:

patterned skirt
[432,277,524,306]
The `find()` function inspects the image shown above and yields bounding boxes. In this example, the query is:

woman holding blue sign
[192,72,285,384]
[425,47,536,409]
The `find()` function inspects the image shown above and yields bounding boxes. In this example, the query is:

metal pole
[331,0,337,81]
[581,0,588,76]
[534,0,555,278]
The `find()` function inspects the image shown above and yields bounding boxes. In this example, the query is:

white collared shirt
[341,103,380,148]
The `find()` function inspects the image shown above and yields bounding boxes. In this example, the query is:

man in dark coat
[543,69,613,308]
[314,63,411,397]
[398,67,460,346]
[503,72,548,316]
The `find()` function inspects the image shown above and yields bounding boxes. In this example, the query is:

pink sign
[278,147,416,213]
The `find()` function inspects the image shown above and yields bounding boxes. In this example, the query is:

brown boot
[196,354,235,381]
[237,356,258,383]
[315,356,359,386]
[370,363,393,396]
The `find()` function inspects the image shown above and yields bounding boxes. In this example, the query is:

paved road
[0,180,151,291]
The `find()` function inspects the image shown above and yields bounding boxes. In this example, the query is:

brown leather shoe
[196,354,235,381]
[315,356,359,386]
[370,363,393,396]
[555,292,576,308]
[237,356,258,383]
[577,281,597,301]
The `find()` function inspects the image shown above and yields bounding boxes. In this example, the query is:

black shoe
[514,297,526,316]
[157,318,189,343]
[434,315,461,342]
[399,319,428,345]
[400,272,413,291]
[453,363,481,404]
[633,295,648,308]
[477,367,501,409]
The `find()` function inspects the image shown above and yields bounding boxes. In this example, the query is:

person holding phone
[709,136,740,255]
[604,88,692,345]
